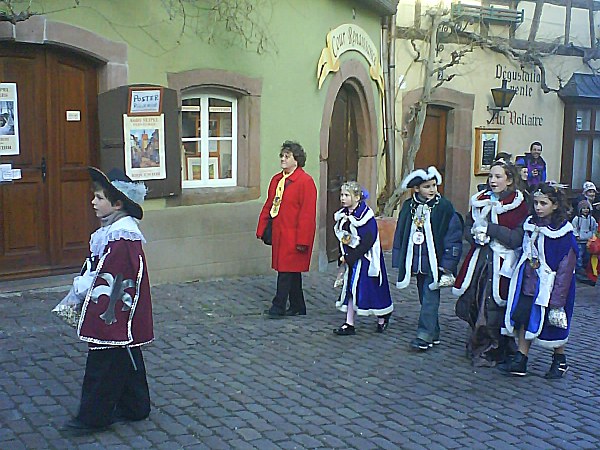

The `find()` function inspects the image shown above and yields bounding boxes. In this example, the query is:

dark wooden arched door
[0,43,99,280]
[326,85,360,262]
[415,105,447,194]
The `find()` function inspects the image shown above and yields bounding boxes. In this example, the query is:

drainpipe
[388,13,397,196]
[382,14,397,198]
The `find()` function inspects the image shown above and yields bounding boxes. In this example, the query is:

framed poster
[474,127,501,175]
[123,114,166,180]
[128,87,163,116]
[0,83,19,156]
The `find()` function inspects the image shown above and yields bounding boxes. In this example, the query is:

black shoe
[264,308,285,319]
[376,316,390,333]
[61,418,109,435]
[545,354,569,379]
[285,307,306,316]
[409,338,432,351]
[498,351,528,376]
[333,323,355,335]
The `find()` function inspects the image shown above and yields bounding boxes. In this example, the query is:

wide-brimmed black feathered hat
[88,167,147,220]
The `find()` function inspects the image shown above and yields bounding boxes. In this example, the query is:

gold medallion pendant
[529,258,540,269]
[341,232,352,245]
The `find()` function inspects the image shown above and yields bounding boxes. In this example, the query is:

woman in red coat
[257,141,317,317]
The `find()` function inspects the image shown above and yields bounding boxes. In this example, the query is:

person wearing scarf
[60,167,153,434]
[257,141,317,318]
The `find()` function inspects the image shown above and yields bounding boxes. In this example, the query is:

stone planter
[376,216,397,251]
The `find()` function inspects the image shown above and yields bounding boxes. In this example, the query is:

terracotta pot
[376,216,397,251]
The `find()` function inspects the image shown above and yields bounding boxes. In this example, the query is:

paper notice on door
[11,168,21,179]
[0,163,12,181]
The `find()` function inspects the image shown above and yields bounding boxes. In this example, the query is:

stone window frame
[168,69,262,206]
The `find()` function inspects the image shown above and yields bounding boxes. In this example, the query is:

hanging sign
[0,83,20,156]
[316,24,384,96]
[123,114,167,181]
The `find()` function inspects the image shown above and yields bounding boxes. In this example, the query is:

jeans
[576,242,589,273]
[416,273,440,343]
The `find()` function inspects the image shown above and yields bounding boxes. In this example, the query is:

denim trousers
[416,273,440,343]
[576,242,589,272]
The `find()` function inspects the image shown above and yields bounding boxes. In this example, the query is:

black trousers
[77,346,151,428]
[271,272,305,313]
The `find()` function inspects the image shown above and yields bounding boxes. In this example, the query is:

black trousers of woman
[271,271,306,314]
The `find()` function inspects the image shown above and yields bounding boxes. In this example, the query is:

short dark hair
[280,140,306,167]
[530,141,542,151]
[92,181,120,206]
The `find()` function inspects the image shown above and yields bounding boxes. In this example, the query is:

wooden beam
[519,0,600,10]
[528,0,545,43]
[565,0,572,45]
[414,0,421,29]
[589,0,596,46]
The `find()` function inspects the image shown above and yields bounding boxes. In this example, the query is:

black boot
[544,353,569,379]
[498,351,528,376]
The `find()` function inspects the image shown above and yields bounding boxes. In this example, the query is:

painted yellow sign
[317,24,384,96]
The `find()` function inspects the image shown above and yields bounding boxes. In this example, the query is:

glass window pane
[216,140,233,180]
[573,137,588,189]
[576,109,591,131]
[592,138,600,187]
[182,141,199,156]
[209,98,232,137]
[182,110,200,138]
[595,110,600,131]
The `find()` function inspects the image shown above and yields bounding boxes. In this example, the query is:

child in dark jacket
[392,166,463,351]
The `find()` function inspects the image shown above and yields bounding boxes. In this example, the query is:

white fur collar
[523,216,573,238]
[471,190,524,214]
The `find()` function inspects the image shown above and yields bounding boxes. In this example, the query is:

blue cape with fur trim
[503,218,577,348]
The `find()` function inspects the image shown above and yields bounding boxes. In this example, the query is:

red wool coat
[257,167,317,272]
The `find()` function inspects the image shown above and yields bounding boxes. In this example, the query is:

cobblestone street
[1,258,599,449]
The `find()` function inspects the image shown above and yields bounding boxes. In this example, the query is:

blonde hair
[341,181,364,200]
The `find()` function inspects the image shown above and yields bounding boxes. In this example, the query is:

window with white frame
[181,93,237,187]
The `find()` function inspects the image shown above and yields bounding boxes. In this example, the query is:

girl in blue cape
[332,181,393,335]
[501,183,577,378]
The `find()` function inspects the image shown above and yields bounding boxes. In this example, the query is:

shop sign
[488,65,544,127]
[0,83,19,156]
[317,24,384,95]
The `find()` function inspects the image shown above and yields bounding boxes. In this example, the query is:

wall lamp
[487,79,517,123]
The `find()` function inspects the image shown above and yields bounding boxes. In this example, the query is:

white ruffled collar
[471,189,524,214]
[89,216,146,257]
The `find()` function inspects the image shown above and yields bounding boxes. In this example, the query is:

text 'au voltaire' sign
[317,24,384,96]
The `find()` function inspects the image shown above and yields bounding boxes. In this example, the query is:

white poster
[123,114,166,180]
[0,83,19,156]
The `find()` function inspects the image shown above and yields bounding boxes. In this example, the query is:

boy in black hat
[58,167,154,434]
[392,166,463,351]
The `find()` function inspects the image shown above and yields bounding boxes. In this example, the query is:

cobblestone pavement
[1,256,600,449]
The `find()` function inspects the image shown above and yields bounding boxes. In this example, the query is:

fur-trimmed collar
[523,216,573,238]
[471,189,524,213]
[333,201,374,227]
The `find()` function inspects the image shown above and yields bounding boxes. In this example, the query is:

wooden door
[415,106,447,194]
[0,44,98,280]
[326,85,359,262]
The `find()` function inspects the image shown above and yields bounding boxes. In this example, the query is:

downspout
[382,14,396,199]
[388,13,397,196]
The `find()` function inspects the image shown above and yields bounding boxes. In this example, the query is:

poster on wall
[123,114,166,180]
[0,83,20,156]
[474,127,501,175]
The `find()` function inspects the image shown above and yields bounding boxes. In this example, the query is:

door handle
[39,157,47,183]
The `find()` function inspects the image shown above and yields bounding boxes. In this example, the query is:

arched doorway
[326,84,361,261]
[0,43,100,279]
